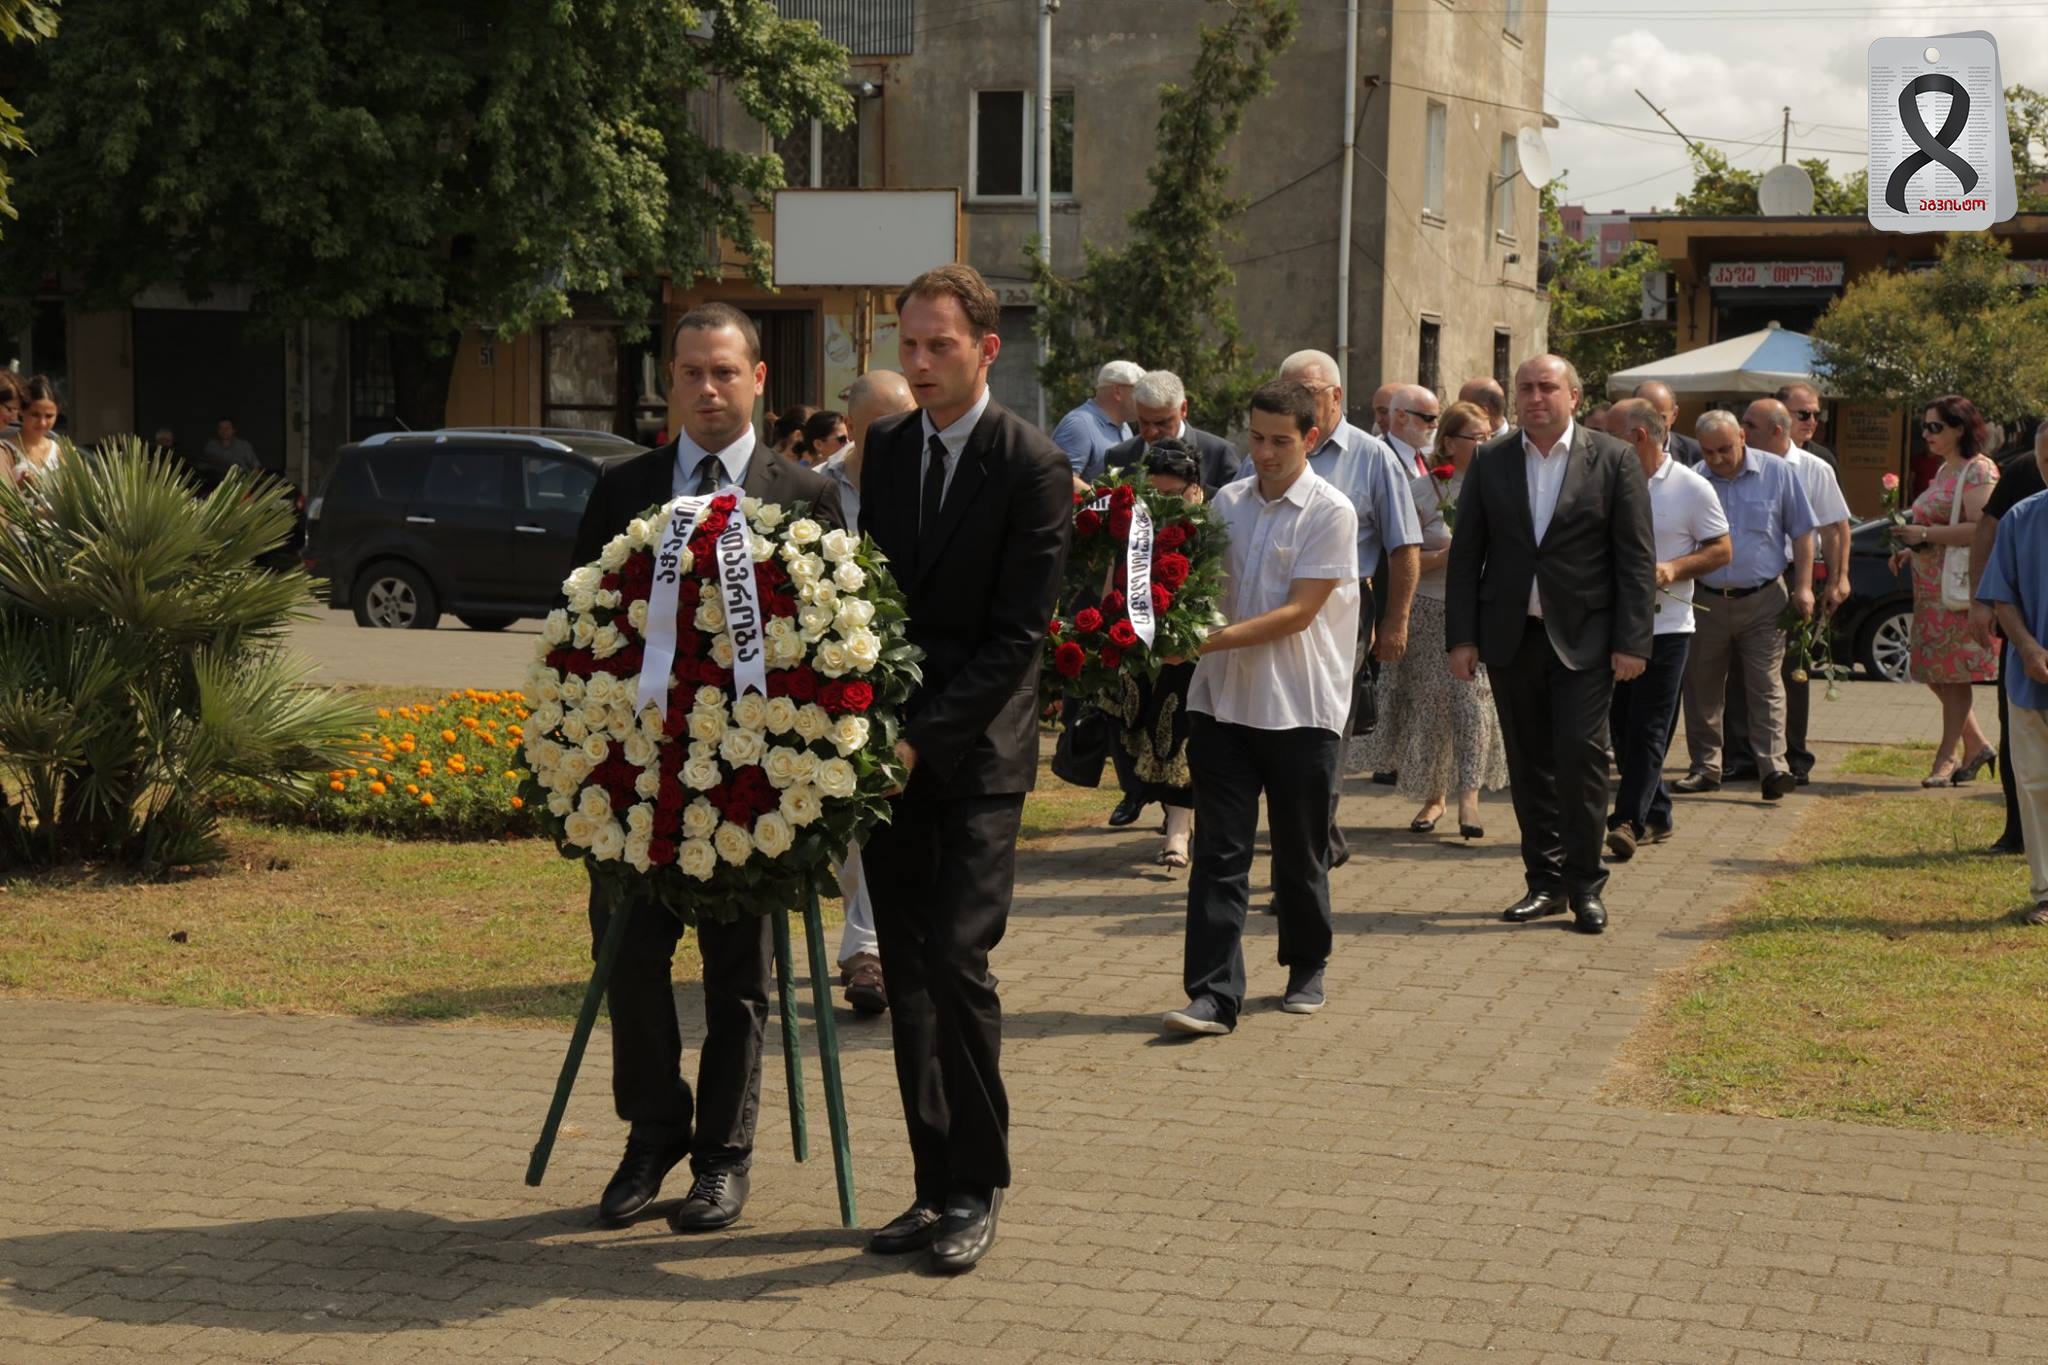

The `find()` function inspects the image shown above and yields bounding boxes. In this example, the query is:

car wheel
[1858,604,1913,683]
[457,614,518,632]
[352,561,441,630]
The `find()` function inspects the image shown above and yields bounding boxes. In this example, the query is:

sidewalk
[2,682,2040,1364]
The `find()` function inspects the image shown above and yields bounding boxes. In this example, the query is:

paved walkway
[3,685,2037,1364]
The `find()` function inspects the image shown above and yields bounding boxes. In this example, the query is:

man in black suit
[856,265,1071,1274]
[1634,381,1702,467]
[569,303,841,1234]
[1447,354,1656,934]
[1776,382,1840,473]
[1094,368,1244,828]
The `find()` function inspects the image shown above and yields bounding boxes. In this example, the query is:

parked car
[304,428,647,630]
[1824,517,1914,683]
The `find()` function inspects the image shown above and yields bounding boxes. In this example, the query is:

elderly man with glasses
[1775,382,1839,473]
[1385,384,1439,478]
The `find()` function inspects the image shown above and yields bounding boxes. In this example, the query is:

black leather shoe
[1672,772,1719,794]
[667,1168,749,1233]
[1570,894,1608,934]
[598,1127,689,1225]
[929,1188,1003,1274]
[866,1200,945,1254]
[1501,890,1567,923]
[1987,837,2026,856]
[1761,771,1797,801]
[1107,794,1147,828]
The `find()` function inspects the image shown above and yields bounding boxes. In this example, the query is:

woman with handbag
[1890,393,2002,787]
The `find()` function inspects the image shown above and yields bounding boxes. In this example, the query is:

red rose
[1431,463,1456,482]
[648,836,677,866]
[1073,488,1089,505]
[1073,607,1104,633]
[1054,640,1086,678]
[1155,523,1188,551]
[1109,620,1139,649]
[840,681,875,713]
[1075,510,1102,537]
[818,680,848,712]
[1102,590,1125,614]
[1108,507,1133,539]
[783,666,819,702]
[1151,584,1173,613]
[1154,552,1191,588]
[1100,645,1123,669]
[1111,483,1137,510]
[599,572,620,592]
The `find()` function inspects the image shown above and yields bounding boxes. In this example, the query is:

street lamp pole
[1036,0,1057,428]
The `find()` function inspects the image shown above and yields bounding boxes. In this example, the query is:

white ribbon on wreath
[1084,492,1157,649]
[637,495,770,712]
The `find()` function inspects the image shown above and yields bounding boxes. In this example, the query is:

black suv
[305,428,647,630]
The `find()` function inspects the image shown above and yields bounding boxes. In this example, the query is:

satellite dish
[1758,163,1816,217]
[1516,127,1555,188]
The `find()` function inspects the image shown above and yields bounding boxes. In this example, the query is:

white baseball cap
[1096,360,1143,387]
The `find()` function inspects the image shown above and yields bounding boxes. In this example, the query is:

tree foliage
[1670,147,1867,216]
[2009,84,2048,211]
[1029,0,1296,430]
[0,0,58,229]
[1,1,850,425]
[1810,232,2048,424]
[1540,179,1671,400]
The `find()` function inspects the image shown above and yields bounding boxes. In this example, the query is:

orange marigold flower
[368,781,387,796]
[440,729,458,744]
[462,716,480,729]
[329,780,346,792]
[406,783,420,795]
[377,708,392,719]
[398,740,416,754]
[420,792,436,806]
[510,796,525,810]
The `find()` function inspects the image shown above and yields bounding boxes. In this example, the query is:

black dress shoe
[667,1168,749,1233]
[1987,837,2027,856]
[1672,772,1719,794]
[598,1126,689,1224]
[929,1188,1003,1274]
[1107,794,1147,828]
[866,1200,945,1254]
[1501,890,1567,923]
[1761,771,1797,801]
[1570,894,1608,934]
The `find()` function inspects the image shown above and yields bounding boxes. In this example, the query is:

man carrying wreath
[568,303,841,1234]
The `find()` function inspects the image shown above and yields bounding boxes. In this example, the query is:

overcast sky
[1540,1,2048,212]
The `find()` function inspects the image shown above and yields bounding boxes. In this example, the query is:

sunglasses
[1790,408,1821,421]
[1396,408,1441,426]
[1922,419,1957,435]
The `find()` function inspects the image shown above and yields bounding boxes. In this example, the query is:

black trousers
[864,787,1025,1203]
[1997,644,2025,845]
[1492,621,1616,899]
[588,881,772,1176]
[1110,733,1146,803]
[1725,648,1812,779]
[1609,633,1691,837]
[1185,715,1338,1027]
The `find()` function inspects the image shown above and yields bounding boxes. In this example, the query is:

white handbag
[1939,463,1973,611]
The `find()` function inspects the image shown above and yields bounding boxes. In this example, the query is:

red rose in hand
[1108,619,1139,649]
[1111,483,1137,510]
[1054,639,1086,678]
[839,681,875,713]
[1154,551,1191,587]
[1100,645,1123,669]
[1073,607,1104,633]
[1102,590,1125,613]
[1155,523,1188,551]
[1150,584,1173,613]
[1431,463,1456,482]
[1108,507,1133,539]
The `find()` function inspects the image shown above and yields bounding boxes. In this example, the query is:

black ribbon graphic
[1884,73,1977,213]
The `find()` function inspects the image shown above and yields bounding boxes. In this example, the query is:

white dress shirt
[1523,420,1574,617]
[921,385,991,507]
[672,425,757,498]
[1645,454,1730,635]
[1781,446,1850,555]
[1187,466,1361,735]
[1387,432,1429,478]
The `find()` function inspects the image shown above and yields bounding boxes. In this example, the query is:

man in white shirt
[1384,384,1439,478]
[1163,379,1360,1036]
[1723,398,1852,785]
[1051,360,1139,486]
[1603,399,1732,860]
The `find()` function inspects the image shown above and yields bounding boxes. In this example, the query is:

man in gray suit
[1095,369,1244,495]
[1447,354,1656,935]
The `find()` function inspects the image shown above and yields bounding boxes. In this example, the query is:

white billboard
[772,189,960,288]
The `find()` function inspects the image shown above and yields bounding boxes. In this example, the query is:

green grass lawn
[1837,741,1939,779]
[1611,791,2048,1136]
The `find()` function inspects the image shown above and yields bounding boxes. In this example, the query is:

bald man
[1385,384,1439,478]
[1458,378,1510,440]
[1369,383,1398,438]
[1633,382,1701,466]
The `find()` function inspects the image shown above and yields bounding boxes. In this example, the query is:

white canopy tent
[1605,322,1825,399]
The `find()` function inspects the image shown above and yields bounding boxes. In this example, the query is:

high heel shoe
[1921,761,1959,788]
[1460,824,1484,840]
[1952,747,1997,785]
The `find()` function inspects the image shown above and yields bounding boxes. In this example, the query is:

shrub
[219,690,536,839]
[0,437,368,868]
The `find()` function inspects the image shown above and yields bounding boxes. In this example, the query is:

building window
[1494,329,1511,388]
[1495,134,1517,239]
[1418,318,1441,394]
[972,90,1074,200]
[775,110,861,189]
[543,323,667,441]
[349,321,398,432]
[1503,0,1524,37]
[1423,102,1447,220]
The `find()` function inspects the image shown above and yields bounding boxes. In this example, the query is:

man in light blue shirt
[1676,411,1816,801]
[1052,360,1140,485]
[1973,433,2048,922]
[1278,349,1423,864]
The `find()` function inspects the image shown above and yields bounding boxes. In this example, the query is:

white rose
[628,598,650,632]
[537,675,562,703]
[748,532,775,563]
[531,701,564,733]
[623,731,658,768]
[820,527,859,564]
[769,633,806,668]
[714,821,754,865]
[687,706,726,744]
[731,694,769,733]
[752,812,795,858]
[719,727,767,768]
[634,766,661,800]
[542,609,571,645]
[764,697,799,735]
[688,739,717,764]
[792,750,822,787]
[562,810,599,847]
[562,751,594,785]
[753,502,785,532]
[682,755,722,791]
[624,831,654,874]
[582,733,609,764]
[571,615,596,648]
[815,641,851,677]
[592,625,624,659]
[625,802,655,836]
[695,598,725,633]
[798,603,836,637]
[815,758,858,800]
[830,715,871,756]
[547,791,573,817]
[833,561,866,593]
[834,598,876,632]
[607,713,635,744]
[638,705,665,738]
[780,782,823,827]
[742,496,764,520]
[564,564,602,599]
[561,712,589,743]
[794,705,832,741]
[561,675,586,702]
[683,799,719,840]
[711,635,735,668]
[581,672,612,706]
[627,516,657,549]
[811,580,839,608]
[842,629,882,672]
[567,589,595,617]
[598,537,630,571]
[687,687,716,709]
[763,745,808,789]
[595,589,621,610]
[786,518,823,546]
[589,820,627,862]
[786,552,822,584]
[578,784,611,820]
[678,838,718,881]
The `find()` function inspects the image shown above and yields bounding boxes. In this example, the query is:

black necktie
[920,433,948,536]
[695,456,721,496]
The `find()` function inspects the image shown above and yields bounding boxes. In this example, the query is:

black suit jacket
[1667,432,1704,467]
[861,397,1072,797]
[1100,425,1245,498]
[1444,424,1656,671]
[570,438,842,569]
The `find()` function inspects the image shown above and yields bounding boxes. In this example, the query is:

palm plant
[0,436,370,867]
